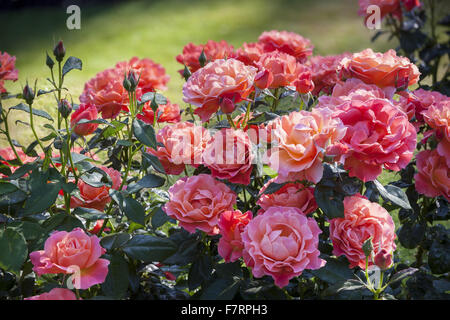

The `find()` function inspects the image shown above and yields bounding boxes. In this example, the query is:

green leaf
[102,253,129,299]
[62,56,82,77]
[138,92,167,106]
[0,181,18,195]
[200,278,240,300]
[100,233,131,251]
[310,257,353,284]
[126,174,165,194]
[314,185,344,219]
[10,103,53,121]
[388,267,418,286]
[73,207,108,221]
[42,213,84,233]
[110,190,146,225]
[141,152,166,174]
[397,223,426,249]
[262,182,287,195]
[188,255,213,290]
[151,206,171,229]
[132,119,157,149]
[122,235,177,262]
[0,228,28,275]
[20,181,62,216]
[373,180,411,210]
[8,221,45,241]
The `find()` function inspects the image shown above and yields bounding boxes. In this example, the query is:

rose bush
[0,1,448,301]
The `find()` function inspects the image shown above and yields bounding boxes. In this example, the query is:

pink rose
[70,166,122,211]
[202,128,254,185]
[414,149,450,201]
[0,51,19,93]
[317,78,395,110]
[137,99,181,124]
[421,100,450,142]
[409,89,449,123]
[176,40,234,75]
[70,103,99,136]
[329,194,396,269]
[268,107,347,183]
[256,51,314,93]
[242,206,325,288]
[80,57,169,119]
[164,174,237,235]
[183,58,257,122]
[257,178,317,215]
[258,30,313,63]
[437,139,450,168]
[24,288,78,300]
[308,53,352,96]
[147,122,211,175]
[374,249,394,270]
[233,42,265,67]
[115,56,169,93]
[331,97,417,182]
[358,0,421,22]
[218,210,252,263]
[338,49,420,90]
[30,228,109,289]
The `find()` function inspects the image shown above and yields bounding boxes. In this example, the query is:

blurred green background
[0,0,395,138]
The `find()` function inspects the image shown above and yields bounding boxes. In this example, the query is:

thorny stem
[0,106,23,165]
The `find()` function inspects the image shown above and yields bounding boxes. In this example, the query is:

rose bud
[182,64,191,81]
[58,99,72,119]
[220,96,236,114]
[374,249,393,270]
[123,70,139,92]
[46,52,55,70]
[22,84,35,105]
[254,69,274,89]
[53,40,66,62]
[199,49,207,68]
[70,103,99,136]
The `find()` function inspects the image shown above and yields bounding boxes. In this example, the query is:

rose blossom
[115,56,169,93]
[202,128,254,185]
[329,194,396,269]
[70,166,122,211]
[176,40,234,75]
[358,0,421,22]
[70,103,99,136]
[163,174,237,235]
[338,48,420,90]
[409,89,449,123]
[137,99,181,124]
[80,57,169,119]
[257,178,317,215]
[268,107,347,183]
[331,97,417,182]
[317,78,396,110]
[414,149,450,201]
[421,100,450,142]
[308,53,352,96]
[218,210,252,263]
[233,42,265,67]
[256,51,314,93]
[147,122,211,175]
[24,288,78,300]
[183,58,257,122]
[0,51,19,93]
[30,228,109,289]
[242,206,325,288]
[258,30,313,63]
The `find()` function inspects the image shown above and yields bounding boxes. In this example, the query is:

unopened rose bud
[254,69,273,89]
[182,65,191,81]
[362,237,373,258]
[199,49,207,67]
[58,99,72,118]
[220,97,235,114]
[23,84,35,105]
[123,71,139,92]
[53,40,66,62]
[374,249,393,270]
[46,52,55,70]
